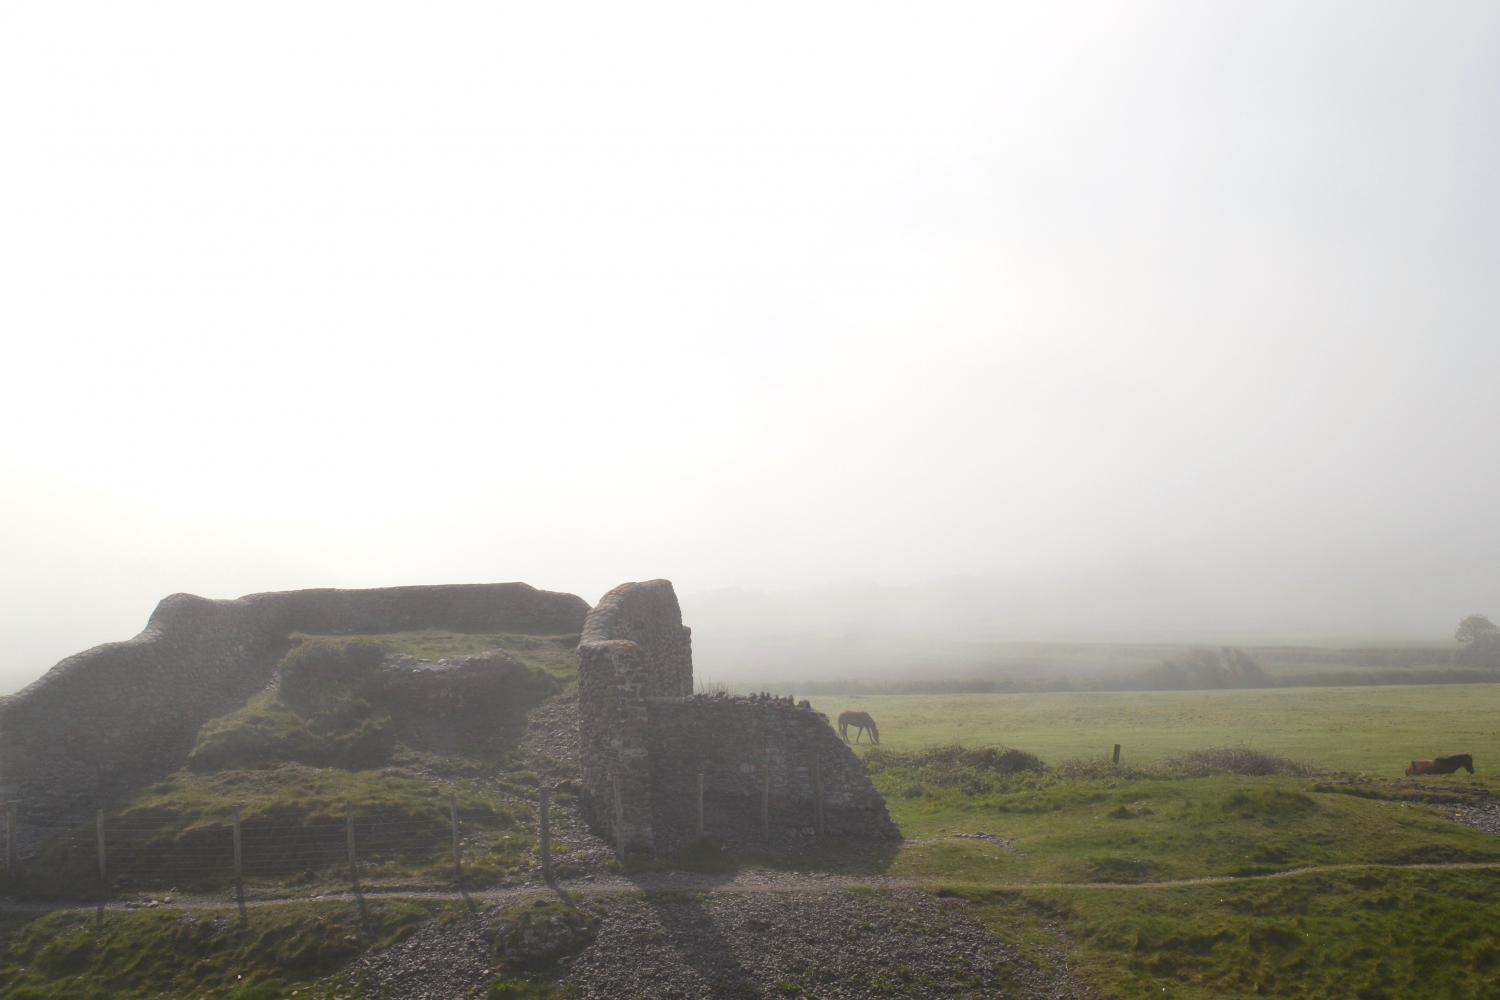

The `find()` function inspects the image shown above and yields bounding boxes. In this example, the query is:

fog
[4,2,1499,694]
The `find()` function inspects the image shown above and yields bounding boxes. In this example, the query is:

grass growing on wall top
[288,629,581,688]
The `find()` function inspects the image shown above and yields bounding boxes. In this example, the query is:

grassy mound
[188,636,562,772]
[12,763,544,898]
[15,635,575,898]
[190,639,394,772]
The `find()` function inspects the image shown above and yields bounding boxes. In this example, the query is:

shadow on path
[623,869,763,999]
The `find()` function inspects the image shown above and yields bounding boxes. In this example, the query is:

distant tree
[1455,615,1500,666]
[1456,614,1499,647]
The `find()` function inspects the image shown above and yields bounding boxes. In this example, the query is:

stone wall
[646,696,898,851]
[579,579,693,699]
[0,583,588,824]
[381,652,560,757]
[577,579,895,854]
[576,579,693,853]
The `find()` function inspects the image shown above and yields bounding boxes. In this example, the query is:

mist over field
[3,2,1499,695]
[8,9,1500,999]
[682,577,1465,691]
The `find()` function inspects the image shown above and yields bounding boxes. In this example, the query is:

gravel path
[565,888,1094,1000]
[348,886,1098,1000]
[8,862,1500,916]
[325,857,1500,1000]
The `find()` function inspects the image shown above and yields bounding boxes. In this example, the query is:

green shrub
[865,744,1043,776]
[864,745,1044,793]
[1166,747,1315,778]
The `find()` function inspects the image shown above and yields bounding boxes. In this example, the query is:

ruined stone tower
[578,579,896,854]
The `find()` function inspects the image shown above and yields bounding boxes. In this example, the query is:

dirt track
[4,859,1500,917]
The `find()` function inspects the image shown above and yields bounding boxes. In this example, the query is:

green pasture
[964,867,1500,999]
[872,767,1500,886]
[811,683,1500,776]
[815,683,1500,997]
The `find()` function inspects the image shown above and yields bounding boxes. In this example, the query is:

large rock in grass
[492,898,598,971]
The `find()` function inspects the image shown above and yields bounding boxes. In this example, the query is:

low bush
[864,745,1043,778]
[864,745,1044,796]
[1164,747,1315,778]
[1050,757,1147,781]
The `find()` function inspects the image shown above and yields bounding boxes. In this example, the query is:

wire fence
[0,790,555,900]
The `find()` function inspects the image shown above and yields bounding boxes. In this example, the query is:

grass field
[804,682,1500,997]
[965,867,1500,999]
[810,683,1500,776]
[8,671,1500,997]
[873,764,1500,885]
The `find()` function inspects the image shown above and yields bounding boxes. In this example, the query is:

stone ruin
[578,579,896,853]
[0,576,896,855]
[0,583,589,823]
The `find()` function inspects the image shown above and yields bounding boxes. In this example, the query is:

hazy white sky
[4,2,1499,691]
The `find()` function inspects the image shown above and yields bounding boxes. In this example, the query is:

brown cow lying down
[1405,754,1475,776]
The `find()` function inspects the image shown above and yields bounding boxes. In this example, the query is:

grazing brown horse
[838,710,880,745]
[1405,754,1475,776]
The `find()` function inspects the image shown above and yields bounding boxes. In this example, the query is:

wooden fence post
[96,809,107,884]
[1113,744,1122,765]
[345,801,357,887]
[611,775,625,854]
[539,786,552,882]
[3,802,13,881]
[232,805,243,882]
[813,758,825,837]
[761,755,771,844]
[696,770,705,839]
[449,795,462,883]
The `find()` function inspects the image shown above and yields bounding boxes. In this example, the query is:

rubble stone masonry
[0,583,588,824]
[578,579,896,854]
